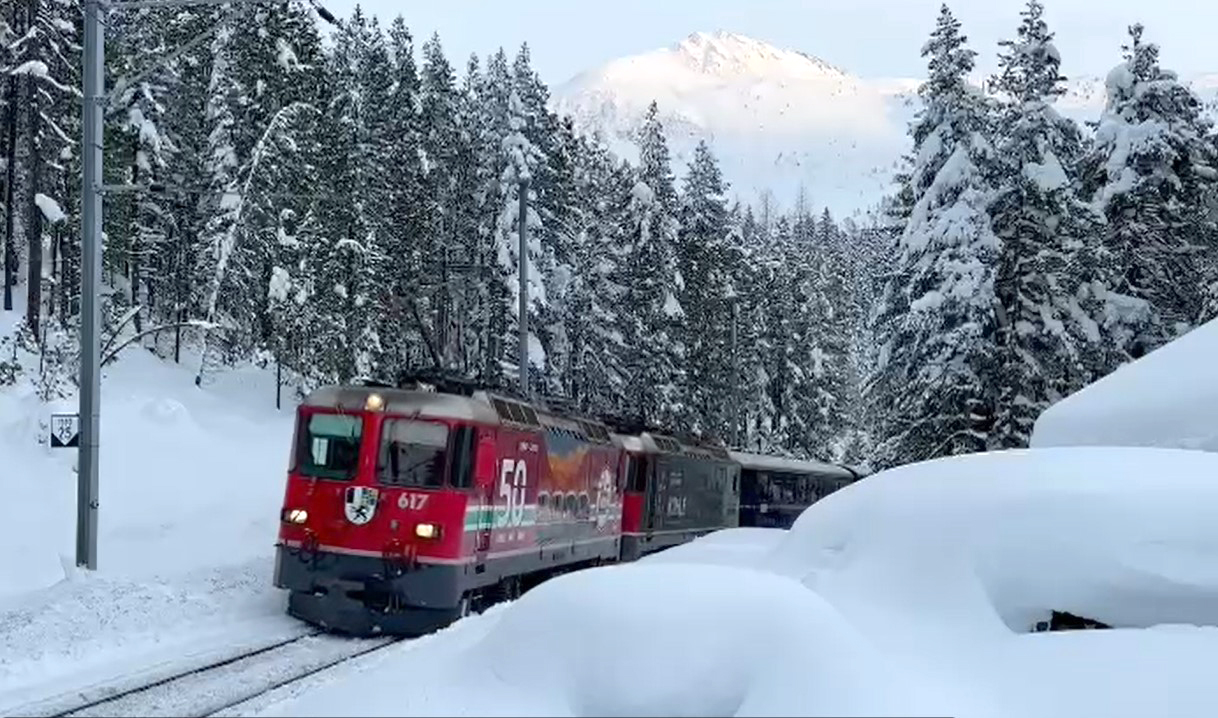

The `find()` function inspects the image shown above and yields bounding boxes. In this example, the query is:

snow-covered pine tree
[108,6,180,337]
[504,44,553,395]
[1079,23,1218,358]
[619,100,685,427]
[554,130,629,414]
[868,3,1000,468]
[732,204,773,451]
[986,0,1111,448]
[376,17,428,376]
[416,35,469,375]
[836,212,889,468]
[495,85,546,394]
[676,139,734,439]
[468,48,515,384]
[807,208,851,459]
[448,52,488,377]
[535,113,580,399]
[757,213,798,454]
[306,7,390,382]
[194,1,324,384]
[153,9,214,363]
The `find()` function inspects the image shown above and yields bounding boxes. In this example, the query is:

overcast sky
[321,0,1217,85]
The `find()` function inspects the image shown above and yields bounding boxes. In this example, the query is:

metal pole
[517,177,529,399]
[77,0,103,570]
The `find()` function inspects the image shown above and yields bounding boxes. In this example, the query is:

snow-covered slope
[551,31,920,218]
[0,311,304,710]
[550,30,1218,217]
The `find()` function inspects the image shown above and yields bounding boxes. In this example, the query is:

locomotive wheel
[494,576,522,604]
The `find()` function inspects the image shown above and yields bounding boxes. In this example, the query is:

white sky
[321,0,1217,85]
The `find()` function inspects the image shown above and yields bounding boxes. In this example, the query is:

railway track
[5,631,406,718]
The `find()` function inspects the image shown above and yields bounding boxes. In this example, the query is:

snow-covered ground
[248,446,1218,718]
[6,303,1218,717]
[0,314,302,712]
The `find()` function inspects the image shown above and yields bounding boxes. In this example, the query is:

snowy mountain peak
[671,30,846,79]
[550,31,918,217]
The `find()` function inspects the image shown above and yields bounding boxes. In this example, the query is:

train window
[505,402,528,424]
[378,420,449,488]
[296,412,362,480]
[520,405,540,426]
[448,426,476,489]
[578,492,591,519]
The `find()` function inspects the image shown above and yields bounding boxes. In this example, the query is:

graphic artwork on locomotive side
[273,381,625,637]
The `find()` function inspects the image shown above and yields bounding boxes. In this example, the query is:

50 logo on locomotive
[498,457,529,529]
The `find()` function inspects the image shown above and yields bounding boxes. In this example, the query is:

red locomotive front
[273,382,627,637]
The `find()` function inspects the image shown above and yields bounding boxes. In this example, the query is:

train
[272,377,868,637]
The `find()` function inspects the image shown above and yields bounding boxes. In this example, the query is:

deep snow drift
[254,446,1218,718]
[0,332,301,710]
[251,562,944,718]
[1030,317,1218,452]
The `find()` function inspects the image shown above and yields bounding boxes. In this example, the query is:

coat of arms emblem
[344,486,379,525]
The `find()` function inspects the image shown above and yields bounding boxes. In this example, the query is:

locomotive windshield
[296,412,363,480]
[378,419,448,488]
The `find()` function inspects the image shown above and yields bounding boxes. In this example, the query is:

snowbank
[769,446,1218,639]
[255,562,943,718]
[1,346,294,596]
[1030,318,1218,452]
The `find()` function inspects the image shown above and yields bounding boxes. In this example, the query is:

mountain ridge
[548,30,1218,218]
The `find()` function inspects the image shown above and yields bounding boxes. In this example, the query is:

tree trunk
[2,70,18,312]
[173,205,186,364]
[130,137,143,334]
[48,225,58,319]
[24,0,43,337]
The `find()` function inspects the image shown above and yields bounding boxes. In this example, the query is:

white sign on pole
[50,413,81,448]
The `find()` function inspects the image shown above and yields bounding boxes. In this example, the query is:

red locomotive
[273,377,846,637]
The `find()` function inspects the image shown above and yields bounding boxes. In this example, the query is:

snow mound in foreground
[769,446,1218,640]
[255,563,946,718]
[1031,317,1218,452]
[468,562,938,717]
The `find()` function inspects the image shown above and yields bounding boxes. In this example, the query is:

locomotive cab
[274,385,493,636]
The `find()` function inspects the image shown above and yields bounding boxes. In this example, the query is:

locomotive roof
[303,384,620,446]
[612,431,733,461]
[728,450,855,479]
[303,385,502,423]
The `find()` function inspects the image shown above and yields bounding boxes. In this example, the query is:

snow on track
[5,632,403,718]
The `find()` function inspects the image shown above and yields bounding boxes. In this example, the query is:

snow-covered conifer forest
[2,0,1215,471]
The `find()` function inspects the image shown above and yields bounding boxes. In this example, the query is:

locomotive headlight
[282,508,309,524]
[365,393,385,411]
[414,522,441,539]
